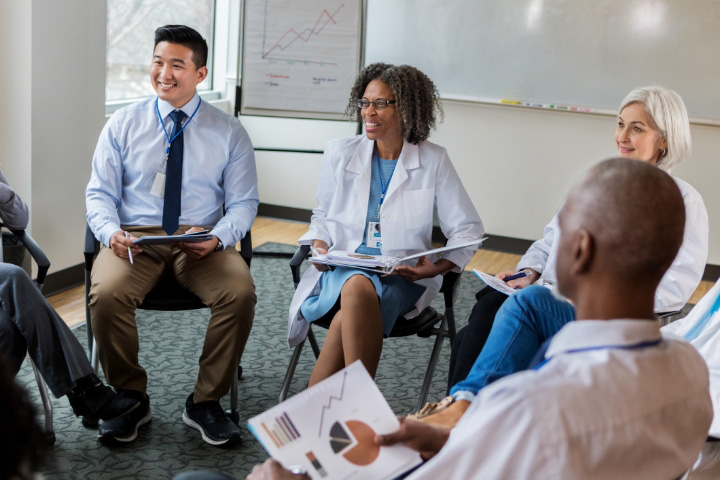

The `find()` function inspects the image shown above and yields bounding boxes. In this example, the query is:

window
[106,0,216,104]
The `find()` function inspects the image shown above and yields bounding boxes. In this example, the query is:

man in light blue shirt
[86,25,257,447]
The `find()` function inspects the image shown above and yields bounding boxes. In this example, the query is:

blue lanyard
[534,338,663,370]
[374,147,397,212]
[155,97,202,158]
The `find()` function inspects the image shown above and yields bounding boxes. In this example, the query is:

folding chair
[83,224,252,423]
[2,224,55,444]
[278,244,461,411]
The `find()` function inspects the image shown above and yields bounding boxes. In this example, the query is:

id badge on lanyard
[367,221,382,249]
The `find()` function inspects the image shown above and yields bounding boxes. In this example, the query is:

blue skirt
[300,267,427,336]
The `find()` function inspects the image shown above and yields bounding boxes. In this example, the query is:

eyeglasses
[357,99,397,109]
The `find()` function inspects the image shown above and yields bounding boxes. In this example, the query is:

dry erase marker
[125,231,134,264]
[500,99,522,105]
[503,271,527,282]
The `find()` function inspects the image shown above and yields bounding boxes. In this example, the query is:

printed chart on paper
[241,0,362,116]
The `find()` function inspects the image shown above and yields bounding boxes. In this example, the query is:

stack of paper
[309,238,486,273]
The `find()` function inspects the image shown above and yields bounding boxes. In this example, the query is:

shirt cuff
[98,222,122,248]
[452,391,476,402]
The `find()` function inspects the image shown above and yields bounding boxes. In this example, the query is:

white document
[309,238,486,273]
[132,231,213,245]
[473,269,517,296]
[248,361,422,480]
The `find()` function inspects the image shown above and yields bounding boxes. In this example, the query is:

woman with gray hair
[416,85,709,427]
[287,63,484,386]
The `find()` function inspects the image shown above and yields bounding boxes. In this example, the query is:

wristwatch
[214,237,224,252]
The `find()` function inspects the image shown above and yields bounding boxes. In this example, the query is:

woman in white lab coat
[287,63,484,386]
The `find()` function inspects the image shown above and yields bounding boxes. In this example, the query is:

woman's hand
[374,417,450,461]
[392,257,455,282]
[311,240,330,272]
[494,268,540,289]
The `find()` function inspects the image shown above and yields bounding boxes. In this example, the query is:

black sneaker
[66,374,139,425]
[97,390,151,445]
[182,393,241,446]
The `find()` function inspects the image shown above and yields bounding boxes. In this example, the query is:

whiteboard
[365,0,720,123]
[240,0,363,119]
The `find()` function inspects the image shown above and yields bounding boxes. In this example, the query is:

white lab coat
[516,176,708,313]
[287,135,484,347]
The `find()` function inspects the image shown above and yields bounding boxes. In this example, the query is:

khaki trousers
[89,226,256,402]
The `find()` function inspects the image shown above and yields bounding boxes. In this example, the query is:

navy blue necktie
[162,110,187,235]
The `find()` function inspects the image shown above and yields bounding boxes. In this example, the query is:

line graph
[317,370,347,437]
[261,2,345,64]
[241,0,361,116]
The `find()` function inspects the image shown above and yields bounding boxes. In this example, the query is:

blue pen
[503,271,527,282]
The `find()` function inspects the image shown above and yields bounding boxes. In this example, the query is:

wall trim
[43,263,84,297]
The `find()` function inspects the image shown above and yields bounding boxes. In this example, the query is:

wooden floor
[50,217,715,328]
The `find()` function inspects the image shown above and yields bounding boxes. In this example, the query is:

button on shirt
[409,320,713,480]
[86,93,258,248]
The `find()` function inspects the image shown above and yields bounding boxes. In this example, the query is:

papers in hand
[132,231,213,245]
[247,361,421,480]
[309,238,486,273]
[473,269,518,295]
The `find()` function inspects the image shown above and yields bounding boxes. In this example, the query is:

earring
[660,149,667,156]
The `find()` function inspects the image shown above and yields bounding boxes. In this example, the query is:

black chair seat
[140,277,205,311]
[389,307,439,338]
[313,306,440,338]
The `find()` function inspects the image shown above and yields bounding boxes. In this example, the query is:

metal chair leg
[227,366,240,424]
[279,339,306,403]
[91,340,99,374]
[307,328,321,359]
[30,359,55,445]
[416,317,449,412]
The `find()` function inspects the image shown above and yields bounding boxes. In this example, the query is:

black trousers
[447,287,508,393]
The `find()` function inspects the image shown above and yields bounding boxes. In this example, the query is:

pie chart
[329,420,380,466]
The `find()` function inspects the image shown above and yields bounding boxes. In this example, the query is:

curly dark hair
[345,63,443,144]
[0,355,47,479]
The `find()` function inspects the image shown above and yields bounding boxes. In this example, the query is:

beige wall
[248,100,720,265]
[0,0,107,274]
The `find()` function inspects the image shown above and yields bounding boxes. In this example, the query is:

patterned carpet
[17,243,482,480]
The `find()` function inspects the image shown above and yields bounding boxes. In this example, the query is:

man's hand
[109,230,142,260]
[311,239,330,272]
[174,226,219,259]
[392,257,454,282]
[375,417,450,460]
[246,459,310,480]
[495,268,540,289]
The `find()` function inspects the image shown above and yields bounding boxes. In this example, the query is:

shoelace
[198,401,228,424]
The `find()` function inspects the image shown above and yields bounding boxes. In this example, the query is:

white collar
[156,92,201,120]
[545,319,662,359]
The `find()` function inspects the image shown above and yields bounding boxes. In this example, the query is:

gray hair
[618,86,691,171]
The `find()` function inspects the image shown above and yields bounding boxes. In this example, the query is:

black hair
[154,25,208,69]
[346,63,443,144]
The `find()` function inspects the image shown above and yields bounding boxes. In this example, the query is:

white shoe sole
[98,408,151,443]
[182,409,238,446]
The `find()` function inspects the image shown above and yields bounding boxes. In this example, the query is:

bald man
[371,158,712,479]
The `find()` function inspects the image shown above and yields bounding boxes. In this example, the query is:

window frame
[105,0,240,115]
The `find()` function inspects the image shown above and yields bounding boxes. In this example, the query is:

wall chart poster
[241,0,363,118]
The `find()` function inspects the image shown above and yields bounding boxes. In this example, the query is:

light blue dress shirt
[86,93,259,248]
